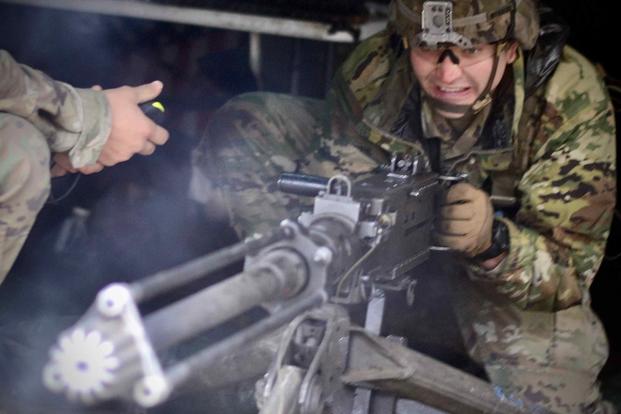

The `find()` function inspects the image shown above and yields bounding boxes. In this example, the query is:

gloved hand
[437,182,494,257]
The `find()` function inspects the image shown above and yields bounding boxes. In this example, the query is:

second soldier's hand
[98,81,169,166]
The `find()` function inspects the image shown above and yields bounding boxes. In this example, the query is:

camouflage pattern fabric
[190,27,616,414]
[450,273,613,413]
[336,34,616,413]
[190,92,383,238]
[330,30,616,312]
[0,50,111,282]
[0,114,50,282]
[390,0,540,50]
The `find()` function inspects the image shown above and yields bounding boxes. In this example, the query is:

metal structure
[0,0,387,42]
[0,0,388,95]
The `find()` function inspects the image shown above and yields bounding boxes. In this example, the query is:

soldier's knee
[220,92,280,113]
[207,92,277,139]
[0,114,51,209]
[209,92,320,139]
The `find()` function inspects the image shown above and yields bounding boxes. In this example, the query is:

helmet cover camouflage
[389,0,540,50]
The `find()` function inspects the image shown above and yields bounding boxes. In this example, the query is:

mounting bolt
[313,247,333,265]
[97,284,131,317]
[134,375,170,408]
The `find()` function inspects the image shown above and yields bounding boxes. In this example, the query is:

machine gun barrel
[145,248,308,351]
[43,216,342,407]
[43,170,445,410]
[162,287,325,392]
[42,167,558,413]
[130,228,289,302]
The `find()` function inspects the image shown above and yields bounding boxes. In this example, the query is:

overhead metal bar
[0,0,386,42]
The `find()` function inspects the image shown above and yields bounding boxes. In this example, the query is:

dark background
[0,0,619,412]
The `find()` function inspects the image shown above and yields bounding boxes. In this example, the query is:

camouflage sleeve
[469,47,616,312]
[0,49,111,168]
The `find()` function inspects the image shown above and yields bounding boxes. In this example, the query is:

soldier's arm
[467,48,616,312]
[0,49,111,168]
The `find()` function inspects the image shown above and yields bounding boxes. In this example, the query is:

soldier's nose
[437,49,460,65]
[435,55,462,83]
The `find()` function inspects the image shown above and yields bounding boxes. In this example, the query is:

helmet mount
[391,0,530,117]
[392,0,539,50]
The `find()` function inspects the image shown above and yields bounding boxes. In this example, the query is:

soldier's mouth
[433,85,471,97]
[430,84,473,104]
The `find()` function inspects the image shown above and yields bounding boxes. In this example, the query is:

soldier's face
[409,42,518,118]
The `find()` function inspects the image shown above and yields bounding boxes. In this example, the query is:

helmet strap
[424,95,471,115]
[471,43,505,113]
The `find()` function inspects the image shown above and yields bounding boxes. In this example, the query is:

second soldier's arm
[0,49,111,168]
[0,49,169,172]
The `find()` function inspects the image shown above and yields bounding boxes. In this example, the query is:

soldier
[0,49,170,283]
[191,0,616,412]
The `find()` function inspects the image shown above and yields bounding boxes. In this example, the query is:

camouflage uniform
[0,50,111,283]
[191,15,616,414]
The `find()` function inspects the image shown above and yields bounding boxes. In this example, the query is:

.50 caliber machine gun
[43,158,545,414]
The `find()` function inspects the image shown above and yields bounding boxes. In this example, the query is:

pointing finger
[135,80,163,103]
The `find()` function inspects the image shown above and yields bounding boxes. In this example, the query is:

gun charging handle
[278,173,329,197]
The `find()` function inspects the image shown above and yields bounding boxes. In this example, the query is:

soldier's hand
[437,183,494,257]
[51,153,104,177]
[97,81,169,167]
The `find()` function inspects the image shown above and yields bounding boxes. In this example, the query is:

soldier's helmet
[390,0,540,50]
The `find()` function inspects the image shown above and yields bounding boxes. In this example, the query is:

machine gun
[43,159,546,414]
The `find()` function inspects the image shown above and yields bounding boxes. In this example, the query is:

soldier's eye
[413,46,437,58]
[464,48,481,55]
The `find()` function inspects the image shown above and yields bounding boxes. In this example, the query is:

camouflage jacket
[0,50,110,168]
[328,30,616,312]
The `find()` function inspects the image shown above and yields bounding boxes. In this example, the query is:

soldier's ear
[506,42,519,64]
